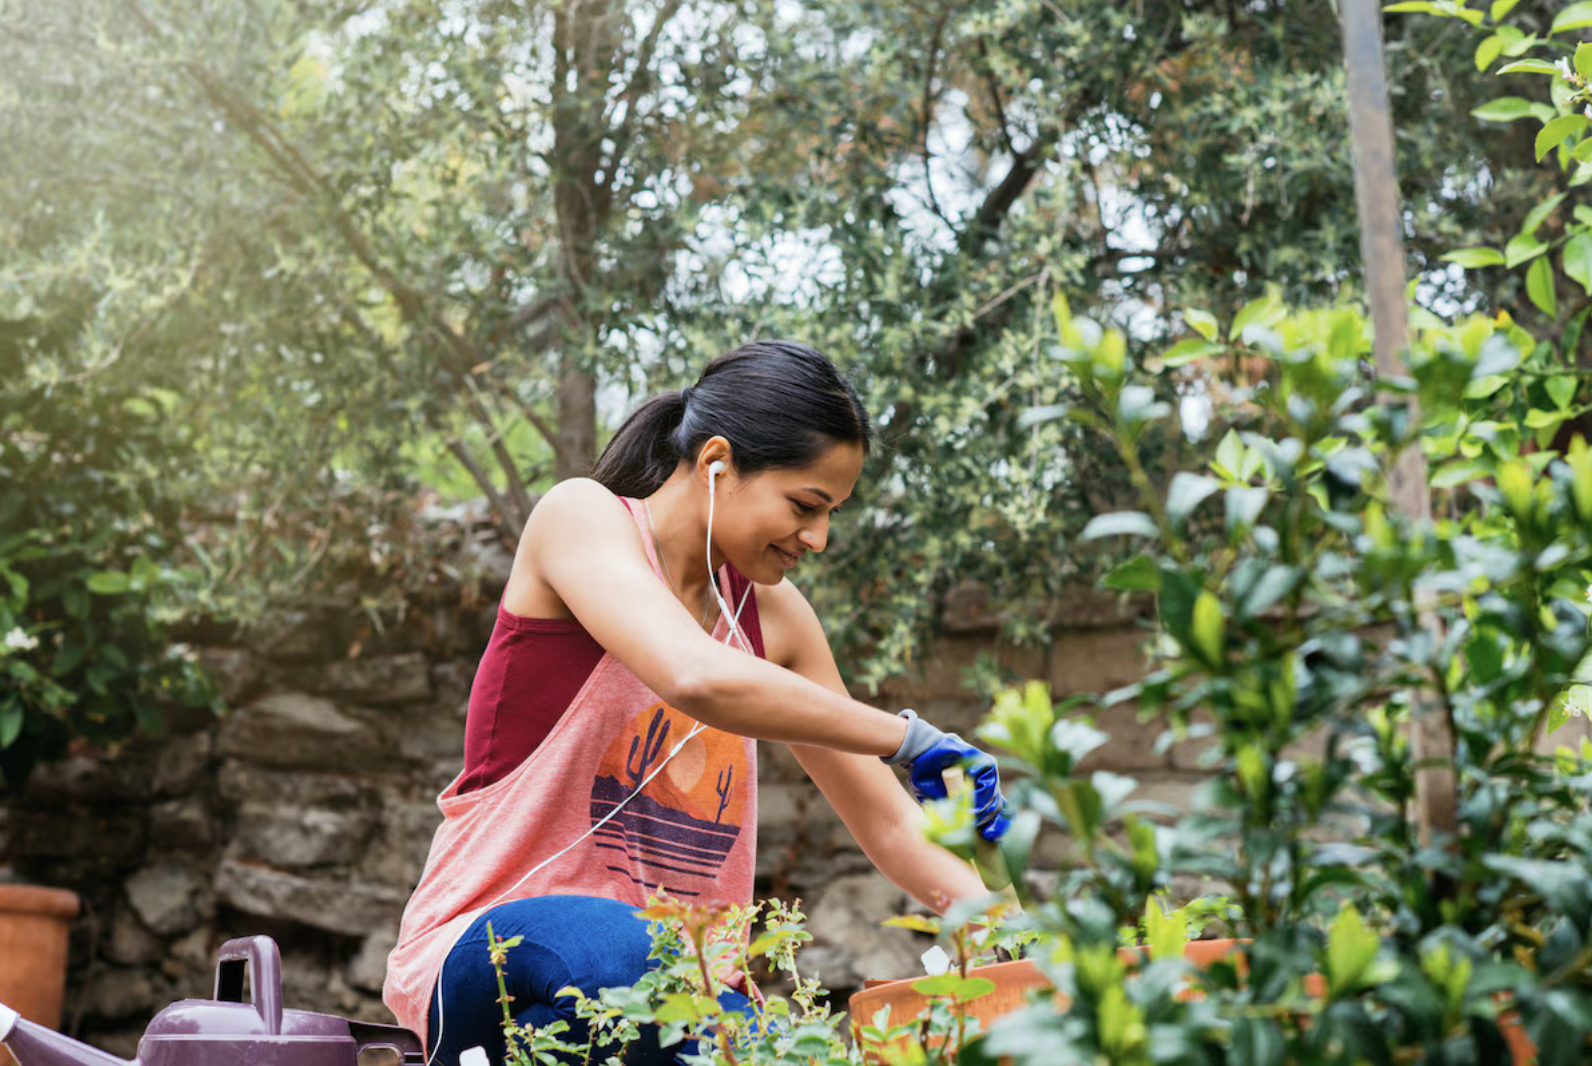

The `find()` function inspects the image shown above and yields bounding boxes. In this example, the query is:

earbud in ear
[708,460,726,478]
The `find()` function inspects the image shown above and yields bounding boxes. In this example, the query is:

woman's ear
[697,436,733,483]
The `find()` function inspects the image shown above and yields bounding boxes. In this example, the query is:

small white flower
[921,945,951,976]
[2,628,38,653]
[1584,104,1592,120]
[1559,56,1575,82]
[1585,582,1592,604]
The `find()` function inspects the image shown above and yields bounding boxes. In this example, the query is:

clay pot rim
[0,884,80,920]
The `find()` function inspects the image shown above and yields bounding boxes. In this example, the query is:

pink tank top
[383,498,761,1043]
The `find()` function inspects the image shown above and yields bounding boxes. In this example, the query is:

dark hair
[590,340,872,498]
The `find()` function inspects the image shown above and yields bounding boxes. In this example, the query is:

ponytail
[589,391,690,498]
[589,340,871,497]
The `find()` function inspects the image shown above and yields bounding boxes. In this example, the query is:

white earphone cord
[429,470,751,1065]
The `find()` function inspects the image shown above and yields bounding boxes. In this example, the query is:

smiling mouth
[774,546,803,569]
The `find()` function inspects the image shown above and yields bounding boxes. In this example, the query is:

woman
[384,340,1010,1066]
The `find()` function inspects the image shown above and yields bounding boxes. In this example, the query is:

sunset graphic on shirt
[588,702,747,896]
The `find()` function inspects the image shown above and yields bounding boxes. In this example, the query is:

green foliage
[0,309,217,788]
[958,295,1592,1063]
[491,897,863,1066]
[2,0,1549,691]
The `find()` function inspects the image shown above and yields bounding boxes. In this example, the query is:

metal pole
[1340,0,1457,843]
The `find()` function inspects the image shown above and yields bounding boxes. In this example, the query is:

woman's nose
[800,519,828,553]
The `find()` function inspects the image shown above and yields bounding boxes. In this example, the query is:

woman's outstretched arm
[759,577,991,913]
[516,477,910,756]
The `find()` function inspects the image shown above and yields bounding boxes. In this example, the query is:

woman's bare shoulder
[753,576,824,668]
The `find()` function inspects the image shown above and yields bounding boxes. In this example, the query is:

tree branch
[604,0,685,180]
[976,38,1017,156]
[920,6,955,229]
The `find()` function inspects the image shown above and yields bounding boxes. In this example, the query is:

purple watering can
[0,935,424,1066]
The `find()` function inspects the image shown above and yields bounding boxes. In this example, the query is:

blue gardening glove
[883,709,1012,841]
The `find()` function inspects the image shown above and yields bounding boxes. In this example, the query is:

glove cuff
[882,708,945,766]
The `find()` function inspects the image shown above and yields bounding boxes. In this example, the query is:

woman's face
[712,441,865,586]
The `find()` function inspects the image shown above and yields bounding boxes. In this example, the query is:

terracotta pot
[848,939,1539,1065]
[0,886,79,1066]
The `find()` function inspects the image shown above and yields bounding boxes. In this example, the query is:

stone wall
[2,567,1167,1055]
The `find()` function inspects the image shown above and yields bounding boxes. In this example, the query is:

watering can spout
[0,1002,131,1066]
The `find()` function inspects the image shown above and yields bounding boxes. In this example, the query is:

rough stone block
[105,903,164,967]
[197,647,262,704]
[1050,629,1150,698]
[13,808,145,861]
[214,858,406,936]
[348,928,398,994]
[231,802,375,869]
[290,653,434,706]
[78,969,160,1022]
[25,751,156,805]
[150,797,213,852]
[125,861,207,937]
[152,731,214,797]
[357,801,443,888]
[1077,701,1171,774]
[1166,708,1219,772]
[217,763,371,806]
[388,711,465,767]
[802,873,926,988]
[217,692,375,769]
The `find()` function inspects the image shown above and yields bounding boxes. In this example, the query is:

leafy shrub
[0,312,216,789]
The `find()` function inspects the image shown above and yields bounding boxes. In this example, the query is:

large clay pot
[848,939,1539,1065]
[0,885,79,1066]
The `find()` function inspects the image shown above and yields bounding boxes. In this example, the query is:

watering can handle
[214,935,285,1036]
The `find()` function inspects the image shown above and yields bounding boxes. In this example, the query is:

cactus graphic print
[591,703,749,896]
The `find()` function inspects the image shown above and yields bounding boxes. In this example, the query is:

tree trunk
[556,363,597,480]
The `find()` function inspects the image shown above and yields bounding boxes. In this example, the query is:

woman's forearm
[668,641,910,756]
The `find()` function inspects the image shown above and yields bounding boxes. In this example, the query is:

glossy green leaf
[1564,232,1592,293]
[1190,590,1225,666]
[1546,374,1578,409]
[1159,338,1221,367]
[1498,57,1563,75]
[1183,307,1219,341]
[1470,96,1536,122]
[1536,115,1588,161]
[1166,472,1221,527]
[1144,897,1188,961]
[1442,247,1505,267]
[1225,486,1269,533]
[1524,406,1567,429]
[1552,0,1592,33]
[1526,254,1558,317]
[1476,34,1505,71]
[1327,904,1381,997]
[1522,191,1567,234]
[85,571,131,595]
[1567,434,1592,519]
[0,700,22,749]
[1578,42,1592,76]
[1080,511,1160,540]
[1505,232,1547,266]
[910,973,995,1001]
[1231,291,1284,339]
[1101,554,1162,592]
[1491,0,1522,17]
[1430,458,1492,488]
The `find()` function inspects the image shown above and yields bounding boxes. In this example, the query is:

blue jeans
[425,895,753,1066]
